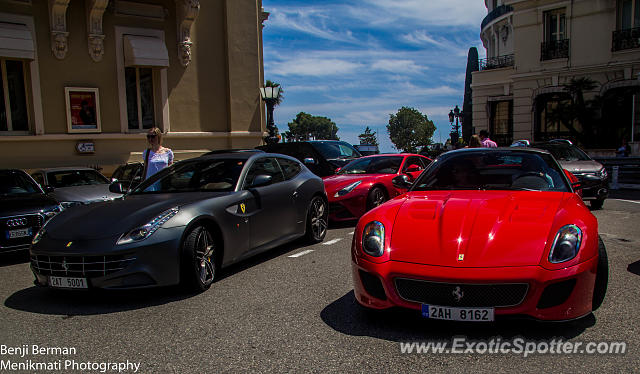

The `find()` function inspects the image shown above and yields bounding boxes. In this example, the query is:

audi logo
[6,218,28,227]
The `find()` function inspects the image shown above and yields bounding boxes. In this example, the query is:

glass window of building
[125,67,155,130]
[0,59,28,132]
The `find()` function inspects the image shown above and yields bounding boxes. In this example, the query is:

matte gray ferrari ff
[30,152,328,291]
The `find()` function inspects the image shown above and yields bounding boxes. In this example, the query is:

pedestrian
[467,134,482,148]
[143,127,174,180]
[479,130,498,148]
[616,137,631,157]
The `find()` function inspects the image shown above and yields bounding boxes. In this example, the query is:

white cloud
[371,59,426,74]
[269,58,364,77]
[267,8,359,43]
[356,0,486,28]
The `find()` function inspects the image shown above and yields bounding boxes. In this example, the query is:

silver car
[31,167,122,208]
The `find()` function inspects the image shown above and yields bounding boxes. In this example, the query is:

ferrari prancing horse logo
[240,203,246,214]
[458,254,464,261]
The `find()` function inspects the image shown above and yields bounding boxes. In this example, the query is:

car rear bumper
[352,254,598,321]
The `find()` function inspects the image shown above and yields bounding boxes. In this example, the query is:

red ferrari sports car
[323,154,431,221]
[352,148,608,322]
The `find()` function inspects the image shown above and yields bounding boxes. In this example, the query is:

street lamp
[260,86,281,145]
[449,105,463,147]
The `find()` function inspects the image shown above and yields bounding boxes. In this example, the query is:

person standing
[479,130,498,148]
[468,134,482,148]
[143,127,174,180]
[616,138,631,157]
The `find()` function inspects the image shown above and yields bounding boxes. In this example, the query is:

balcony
[481,5,514,31]
[612,27,640,51]
[479,54,515,70]
[541,39,570,61]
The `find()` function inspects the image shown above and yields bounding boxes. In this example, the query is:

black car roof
[443,147,552,156]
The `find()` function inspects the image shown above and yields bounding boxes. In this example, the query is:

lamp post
[449,105,463,148]
[260,86,281,145]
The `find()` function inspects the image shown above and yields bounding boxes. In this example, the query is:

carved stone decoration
[86,0,109,62]
[48,0,71,59]
[260,8,270,29]
[176,0,200,67]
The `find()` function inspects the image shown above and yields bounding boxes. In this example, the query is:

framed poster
[65,87,102,133]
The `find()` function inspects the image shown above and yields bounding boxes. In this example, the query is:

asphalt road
[1,192,639,373]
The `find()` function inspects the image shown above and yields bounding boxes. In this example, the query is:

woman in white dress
[143,127,174,180]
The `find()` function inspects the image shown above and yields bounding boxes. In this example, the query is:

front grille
[30,254,136,277]
[0,214,43,250]
[395,278,528,307]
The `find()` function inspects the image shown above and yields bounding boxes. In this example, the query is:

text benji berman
[1,345,76,358]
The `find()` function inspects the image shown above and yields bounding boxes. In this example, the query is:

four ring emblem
[6,218,28,227]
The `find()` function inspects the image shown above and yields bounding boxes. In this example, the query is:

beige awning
[0,22,34,60]
[123,35,169,67]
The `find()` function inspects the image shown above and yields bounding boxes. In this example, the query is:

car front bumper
[352,254,598,321]
[30,226,184,290]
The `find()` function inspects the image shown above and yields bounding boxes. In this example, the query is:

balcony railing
[541,39,570,61]
[479,54,515,70]
[612,27,640,51]
[481,5,514,30]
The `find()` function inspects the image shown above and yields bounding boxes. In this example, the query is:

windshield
[132,159,246,194]
[310,141,361,160]
[47,170,109,187]
[532,143,591,161]
[412,151,569,192]
[0,171,42,196]
[338,156,403,175]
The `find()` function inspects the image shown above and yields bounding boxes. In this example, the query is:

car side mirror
[406,164,421,173]
[43,185,54,193]
[109,181,125,194]
[303,158,316,165]
[392,175,412,189]
[250,174,272,188]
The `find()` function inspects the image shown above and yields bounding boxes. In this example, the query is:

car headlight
[549,225,582,263]
[41,204,64,220]
[117,207,179,245]
[335,180,362,197]
[362,221,385,257]
[597,167,607,180]
[60,201,83,209]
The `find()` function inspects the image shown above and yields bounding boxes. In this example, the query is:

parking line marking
[323,238,343,245]
[288,250,314,258]
[610,199,640,204]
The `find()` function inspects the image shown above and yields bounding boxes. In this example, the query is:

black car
[0,169,62,254]
[530,141,609,209]
[30,152,328,291]
[110,162,144,191]
[257,140,362,177]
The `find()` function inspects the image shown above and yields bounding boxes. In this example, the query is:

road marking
[322,238,343,245]
[288,249,314,258]
[610,199,640,204]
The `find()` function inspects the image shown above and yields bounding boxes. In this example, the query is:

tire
[592,236,608,311]
[305,196,328,243]
[181,225,217,292]
[366,187,387,211]
[590,198,604,210]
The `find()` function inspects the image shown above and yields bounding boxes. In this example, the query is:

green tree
[387,107,435,153]
[286,112,339,141]
[358,126,379,146]
[265,80,284,106]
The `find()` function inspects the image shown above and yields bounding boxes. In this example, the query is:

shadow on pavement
[0,251,29,267]
[321,291,595,342]
[628,260,640,276]
[328,220,357,230]
[4,239,313,316]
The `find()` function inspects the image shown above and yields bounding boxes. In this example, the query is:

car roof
[32,167,99,173]
[192,151,301,163]
[443,147,552,156]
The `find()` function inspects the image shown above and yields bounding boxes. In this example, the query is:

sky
[262,0,488,153]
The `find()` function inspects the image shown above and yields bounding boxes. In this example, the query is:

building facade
[472,0,640,153]
[0,0,269,174]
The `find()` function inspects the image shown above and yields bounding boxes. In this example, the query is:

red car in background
[323,154,431,221]
[352,148,608,322]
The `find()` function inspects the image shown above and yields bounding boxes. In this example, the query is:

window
[244,158,285,188]
[544,9,566,42]
[0,59,28,132]
[535,94,581,141]
[125,67,155,130]
[490,100,513,146]
[618,0,640,29]
[277,158,302,180]
[402,156,426,173]
[31,173,43,187]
